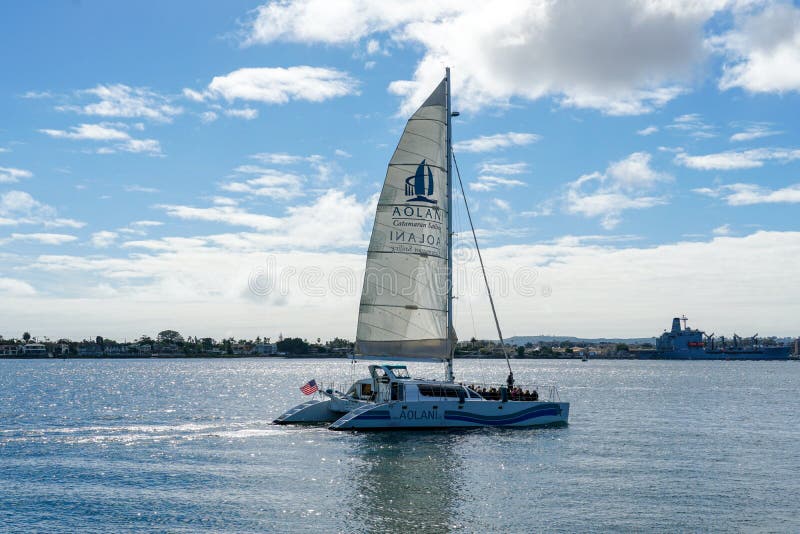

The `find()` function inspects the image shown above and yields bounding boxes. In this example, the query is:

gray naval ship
[638,316,791,360]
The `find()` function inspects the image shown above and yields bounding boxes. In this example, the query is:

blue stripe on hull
[354,410,391,420]
[444,405,563,426]
[338,405,568,429]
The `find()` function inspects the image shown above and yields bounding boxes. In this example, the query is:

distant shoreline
[1,353,796,361]
[0,353,667,361]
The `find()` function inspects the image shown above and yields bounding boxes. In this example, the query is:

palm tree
[23,332,31,343]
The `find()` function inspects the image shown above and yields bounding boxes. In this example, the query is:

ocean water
[1,358,798,532]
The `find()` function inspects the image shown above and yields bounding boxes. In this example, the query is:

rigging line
[452,150,513,377]
[454,186,479,348]
[452,180,484,385]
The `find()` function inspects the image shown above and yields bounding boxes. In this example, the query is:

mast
[445,67,454,383]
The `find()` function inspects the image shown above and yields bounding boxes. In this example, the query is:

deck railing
[459,382,561,402]
[312,379,561,403]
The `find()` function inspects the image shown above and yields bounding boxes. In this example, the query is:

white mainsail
[355,77,455,361]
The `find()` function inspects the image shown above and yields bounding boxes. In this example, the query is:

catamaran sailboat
[274,69,569,430]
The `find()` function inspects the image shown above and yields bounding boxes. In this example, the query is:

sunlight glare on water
[1,358,798,532]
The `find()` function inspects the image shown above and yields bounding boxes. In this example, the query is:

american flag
[300,379,318,395]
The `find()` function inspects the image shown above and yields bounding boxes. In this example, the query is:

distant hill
[505,335,656,345]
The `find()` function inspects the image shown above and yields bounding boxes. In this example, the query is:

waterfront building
[21,343,48,357]
[77,344,103,357]
[253,343,278,355]
[0,344,19,356]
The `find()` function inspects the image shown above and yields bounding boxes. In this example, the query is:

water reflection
[346,431,466,532]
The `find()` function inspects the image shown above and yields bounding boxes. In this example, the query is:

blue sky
[1,0,799,341]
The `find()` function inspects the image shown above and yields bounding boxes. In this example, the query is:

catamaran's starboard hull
[328,401,569,430]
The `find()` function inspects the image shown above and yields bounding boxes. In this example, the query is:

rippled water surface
[1,358,798,532]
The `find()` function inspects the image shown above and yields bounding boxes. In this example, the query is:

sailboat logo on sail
[404,160,437,204]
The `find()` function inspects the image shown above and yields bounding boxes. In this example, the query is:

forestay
[355,78,455,361]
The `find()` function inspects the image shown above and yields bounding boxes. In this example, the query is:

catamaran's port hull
[273,400,343,424]
[328,401,569,430]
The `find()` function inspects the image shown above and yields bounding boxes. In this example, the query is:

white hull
[328,400,568,430]
[275,397,569,430]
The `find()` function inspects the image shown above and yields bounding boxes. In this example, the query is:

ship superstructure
[642,316,790,360]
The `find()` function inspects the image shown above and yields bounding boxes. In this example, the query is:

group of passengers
[467,385,539,401]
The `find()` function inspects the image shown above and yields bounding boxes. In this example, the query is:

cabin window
[360,383,372,398]
[392,368,411,379]
[417,384,465,398]
[374,368,390,383]
[467,388,482,399]
[390,382,404,401]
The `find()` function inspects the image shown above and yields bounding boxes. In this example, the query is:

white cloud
[565,152,671,229]
[520,200,554,218]
[118,220,163,237]
[334,149,351,158]
[366,39,381,55]
[547,234,642,246]
[200,111,219,123]
[665,113,716,138]
[124,185,160,194]
[119,138,161,155]
[75,84,183,122]
[251,152,308,165]
[453,132,540,153]
[0,167,33,184]
[469,175,526,192]
[224,108,259,119]
[694,182,800,206]
[491,198,511,212]
[1,233,78,245]
[157,204,281,232]
[712,223,732,236]
[244,1,721,115]
[90,231,119,248]
[556,86,686,116]
[190,66,358,105]
[675,147,800,170]
[183,88,206,102]
[637,126,658,136]
[0,191,84,229]
[478,162,527,175]
[157,189,373,249]
[729,123,782,142]
[242,0,451,45]
[211,196,239,206]
[7,230,800,340]
[715,3,800,94]
[222,166,305,200]
[0,277,36,296]
[21,90,53,99]
[606,151,671,190]
[40,123,162,155]
[40,123,130,141]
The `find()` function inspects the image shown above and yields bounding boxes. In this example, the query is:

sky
[0,0,799,342]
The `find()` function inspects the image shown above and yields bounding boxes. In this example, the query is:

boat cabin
[344,364,484,403]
